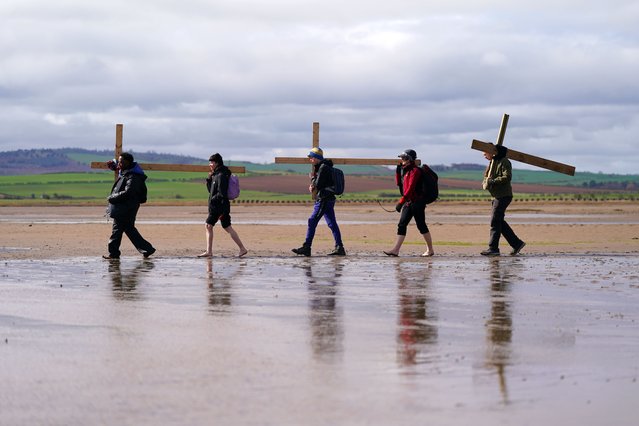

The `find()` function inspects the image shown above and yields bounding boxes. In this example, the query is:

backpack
[331,167,345,196]
[227,174,240,200]
[419,165,439,204]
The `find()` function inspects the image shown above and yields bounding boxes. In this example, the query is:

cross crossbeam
[274,122,421,167]
[90,124,246,179]
[470,114,575,176]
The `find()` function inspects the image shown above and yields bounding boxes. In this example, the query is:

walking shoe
[480,249,500,257]
[510,241,526,256]
[102,254,120,260]
[143,248,156,258]
[328,245,346,256]
[292,244,311,257]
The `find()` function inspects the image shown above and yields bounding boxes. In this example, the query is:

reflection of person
[292,147,346,257]
[481,146,525,256]
[384,149,434,257]
[485,258,514,404]
[395,262,437,366]
[301,260,344,361]
[108,259,155,301]
[104,152,156,260]
[205,258,237,314]
[198,153,248,258]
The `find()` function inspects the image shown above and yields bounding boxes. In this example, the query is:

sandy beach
[1,201,638,259]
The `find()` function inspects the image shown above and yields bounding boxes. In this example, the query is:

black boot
[328,245,346,256]
[292,244,311,257]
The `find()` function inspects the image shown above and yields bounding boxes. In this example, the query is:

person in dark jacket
[292,147,346,257]
[197,153,248,258]
[480,145,526,256]
[103,152,155,259]
[384,149,434,257]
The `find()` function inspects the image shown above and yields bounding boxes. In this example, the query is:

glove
[106,159,118,171]
[395,202,404,212]
[395,164,402,174]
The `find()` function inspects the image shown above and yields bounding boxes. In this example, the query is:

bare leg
[384,235,405,256]
[421,231,434,257]
[224,225,248,257]
[198,223,214,257]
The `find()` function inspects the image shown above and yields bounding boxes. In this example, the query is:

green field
[1,169,638,206]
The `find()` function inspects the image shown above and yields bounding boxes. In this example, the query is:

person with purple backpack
[197,153,248,258]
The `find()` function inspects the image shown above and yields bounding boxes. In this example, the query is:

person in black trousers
[103,152,155,259]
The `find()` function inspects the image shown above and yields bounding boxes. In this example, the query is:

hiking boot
[510,241,526,256]
[102,254,120,260]
[480,249,500,257]
[143,248,156,258]
[292,244,311,257]
[328,245,346,256]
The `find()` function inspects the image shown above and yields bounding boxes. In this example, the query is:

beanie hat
[398,149,417,161]
[308,147,324,160]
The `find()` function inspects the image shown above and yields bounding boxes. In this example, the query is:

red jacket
[397,163,422,204]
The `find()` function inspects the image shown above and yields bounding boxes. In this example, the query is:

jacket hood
[321,159,334,167]
[121,162,146,177]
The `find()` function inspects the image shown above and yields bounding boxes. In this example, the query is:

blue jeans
[305,199,343,247]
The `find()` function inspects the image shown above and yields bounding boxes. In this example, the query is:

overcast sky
[1,0,638,173]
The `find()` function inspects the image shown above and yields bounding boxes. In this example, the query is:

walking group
[102,146,525,260]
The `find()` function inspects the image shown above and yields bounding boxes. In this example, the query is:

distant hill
[0,148,459,176]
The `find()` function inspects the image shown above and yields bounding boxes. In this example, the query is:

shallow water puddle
[1,255,638,425]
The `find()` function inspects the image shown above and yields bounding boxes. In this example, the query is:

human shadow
[205,258,245,315]
[485,258,517,405]
[300,259,345,363]
[109,259,155,301]
[395,261,438,368]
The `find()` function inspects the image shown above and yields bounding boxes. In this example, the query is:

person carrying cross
[480,145,526,256]
[384,149,435,257]
[292,147,346,257]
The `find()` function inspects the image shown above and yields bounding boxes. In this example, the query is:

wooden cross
[274,122,421,168]
[90,124,246,179]
[471,114,576,176]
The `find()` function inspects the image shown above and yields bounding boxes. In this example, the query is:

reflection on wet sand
[108,259,155,301]
[485,258,517,404]
[205,258,244,314]
[301,259,344,362]
[396,262,438,368]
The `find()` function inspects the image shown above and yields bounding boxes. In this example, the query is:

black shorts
[206,208,231,228]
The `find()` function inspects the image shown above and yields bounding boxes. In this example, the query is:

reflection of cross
[471,114,575,176]
[274,122,421,168]
[90,124,246,180]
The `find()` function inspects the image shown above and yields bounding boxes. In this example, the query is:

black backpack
[419,165,439,204]
[331,167,345,196]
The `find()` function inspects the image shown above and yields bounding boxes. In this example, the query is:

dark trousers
[397,200,429,236]
[108,207,155,257]
[305,199,343,247]
[489,196,523,251]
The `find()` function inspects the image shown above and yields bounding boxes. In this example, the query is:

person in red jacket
[384,149,435,257]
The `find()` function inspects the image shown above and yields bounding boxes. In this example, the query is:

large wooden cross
[90,124,246,179]
[471,114,576,176]
[274,122,421,169]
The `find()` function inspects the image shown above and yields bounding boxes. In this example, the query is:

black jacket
[206,164,231,208]
[312,159,336,201]
[107,163,148,219]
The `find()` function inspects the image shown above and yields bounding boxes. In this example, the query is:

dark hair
[208,153,223,165]
[120,152,134,163]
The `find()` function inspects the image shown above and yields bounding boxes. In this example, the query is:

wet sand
[1,202,639,424]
